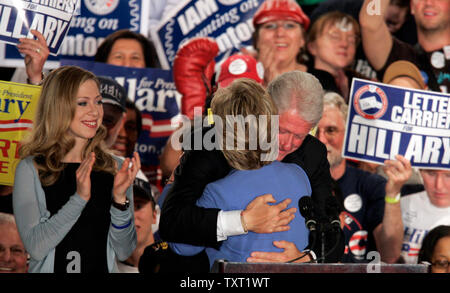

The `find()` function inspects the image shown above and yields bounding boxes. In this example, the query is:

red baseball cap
[216,54,264,88]
[253,0,310,30]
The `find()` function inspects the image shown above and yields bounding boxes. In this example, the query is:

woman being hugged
[13,66,140,273]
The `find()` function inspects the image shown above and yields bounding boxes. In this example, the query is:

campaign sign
[343,78,450,170]
[152,0,262,69]
[0,0,77,55]
[0,0,148,68]
[0,81,41,185]
[60,59,181,183]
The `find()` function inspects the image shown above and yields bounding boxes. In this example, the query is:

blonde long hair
[211,78,278,170]
[19,66,116,186]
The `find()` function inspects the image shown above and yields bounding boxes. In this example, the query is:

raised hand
[113,152,141,203]
[76,152,96,201]
[17,30,50,85]
[257,44,281,86]
[383,154,412,197]
[240,46,258,59]
[242,194,296,234]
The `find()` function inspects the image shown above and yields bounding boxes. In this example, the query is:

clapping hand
[76,152,96,201]
[113,152,141,203]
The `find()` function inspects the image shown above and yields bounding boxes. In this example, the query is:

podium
[211,259,430,273]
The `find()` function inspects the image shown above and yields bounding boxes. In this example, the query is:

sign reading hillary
[343,79,450,170]
[0,81,41,185]
[152,0,262,69]
[0,0,149,68]
[60,59,181,182]
[0,0,77,55]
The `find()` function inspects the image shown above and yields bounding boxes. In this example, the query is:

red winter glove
[173,37,219,120]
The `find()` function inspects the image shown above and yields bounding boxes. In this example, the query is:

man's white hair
[268,70,324,126]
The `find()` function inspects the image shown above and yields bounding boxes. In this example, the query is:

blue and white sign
[60,59,181,183]
[0,0,149,68]
[0,0,77,55]
[343,79,450,170]
[152,0,262,69]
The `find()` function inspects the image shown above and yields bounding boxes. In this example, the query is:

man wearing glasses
[315,92,412,263]
[400,170,450,264]
[0,212,28,273]
[316,89,450,265]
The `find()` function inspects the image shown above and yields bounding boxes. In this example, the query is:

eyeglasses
[420,170,450,179]
[316,126,342,140]
[432,259,450,270]
[325,31,359,46]
[260,21,300,31]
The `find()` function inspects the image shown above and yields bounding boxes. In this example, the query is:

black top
[308,68,341,95]
[310,0,417,45]
[159,126,335,247]
[43,163,113,273]
[378,37,450,93]
[308,67,369,102]
[338,165,386,263]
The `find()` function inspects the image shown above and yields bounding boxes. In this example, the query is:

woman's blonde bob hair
[19,65,116,186]
[211,78,278,170]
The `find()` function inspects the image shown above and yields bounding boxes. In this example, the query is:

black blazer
[159,126,334,248]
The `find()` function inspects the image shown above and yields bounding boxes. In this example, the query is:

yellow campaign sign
[0,81,41,186]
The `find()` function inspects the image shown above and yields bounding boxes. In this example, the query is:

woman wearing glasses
[251,0,311,86]
[307,11,365,102]
[418,225,450,273]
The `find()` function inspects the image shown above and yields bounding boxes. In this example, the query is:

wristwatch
[112,199,130,211]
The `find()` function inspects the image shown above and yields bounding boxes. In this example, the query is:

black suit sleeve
[285,135,344,262]
[284,135,333,219]
[159,146,231,247]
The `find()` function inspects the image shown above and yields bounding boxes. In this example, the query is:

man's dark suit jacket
[159,126,334,248]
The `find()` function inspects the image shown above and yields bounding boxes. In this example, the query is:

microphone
[286,196,318,264]
[326,196,341,231]
[314,196,344,263]
[299,196,317,231]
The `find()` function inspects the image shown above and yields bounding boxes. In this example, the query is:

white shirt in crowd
[400,190,450,264]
